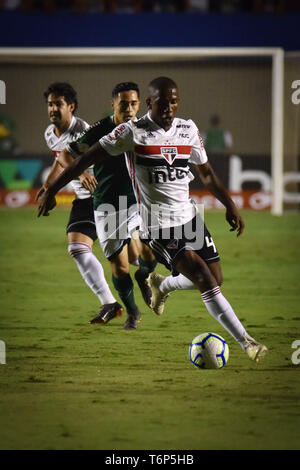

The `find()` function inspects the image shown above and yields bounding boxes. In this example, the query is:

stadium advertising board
[0,153,299,209]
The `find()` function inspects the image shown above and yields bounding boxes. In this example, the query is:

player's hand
[37,189,57,217]
[79,171,98,193]
[35,185,46,202]
[226,206,245,237]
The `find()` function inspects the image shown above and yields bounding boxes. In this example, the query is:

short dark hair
[112,82,140,99]
[148,76,178,92]
[43,82,78,112]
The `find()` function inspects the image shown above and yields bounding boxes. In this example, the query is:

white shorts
[94,208,141,259]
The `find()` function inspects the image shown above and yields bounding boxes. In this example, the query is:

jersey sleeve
[67,122,101,157]
[189,121,208,165]
[99,122,134,156]
[44,125,53,150]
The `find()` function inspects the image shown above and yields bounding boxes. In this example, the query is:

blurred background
[1,0,300,14]
[0,0,299,211]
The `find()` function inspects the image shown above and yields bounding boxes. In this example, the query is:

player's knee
[140,243,155,261]
[208,263,223,287]
[189,271,206,290]
[198,277,215,292]
[111,263,129,278]
[193,266,218,292]
[215,271,223,286]
[193,276,204,291]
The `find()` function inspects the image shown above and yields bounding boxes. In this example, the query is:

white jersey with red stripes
[99,112,208,233]
[44,115,92,199]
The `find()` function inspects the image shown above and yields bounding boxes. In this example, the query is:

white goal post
[0,47,284,215]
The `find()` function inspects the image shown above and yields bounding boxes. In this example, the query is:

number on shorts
[205,236,216,253]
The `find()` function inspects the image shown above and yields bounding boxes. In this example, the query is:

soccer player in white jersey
[37,82,123,322]
[37,77,267,362]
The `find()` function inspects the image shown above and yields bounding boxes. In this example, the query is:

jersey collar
[146,111,177,135]
[54,115,76,140]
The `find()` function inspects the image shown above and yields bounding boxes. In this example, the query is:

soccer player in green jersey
[60,82,157,330]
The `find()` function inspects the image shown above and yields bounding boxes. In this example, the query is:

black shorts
[141,214,220,276]
[66,197,98,241]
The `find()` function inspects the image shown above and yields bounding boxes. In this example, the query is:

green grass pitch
[0,207,300,450]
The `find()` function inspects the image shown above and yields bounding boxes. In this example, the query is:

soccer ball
[189,332,229,369]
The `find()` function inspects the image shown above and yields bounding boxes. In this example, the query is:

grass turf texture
[0,208,300,450]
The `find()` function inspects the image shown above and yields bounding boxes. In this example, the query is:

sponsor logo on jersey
[160,147,178,164]
[147,167,189,184]
[114,124,126,138]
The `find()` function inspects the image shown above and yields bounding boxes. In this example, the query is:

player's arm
[35,159,63,202]
[193,161,245,237]
[37,142,107,217]
[57,148,98,193]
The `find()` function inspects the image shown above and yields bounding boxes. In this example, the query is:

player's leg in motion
[132,237,157,307]
[148,260,223,317]
[67,232,123,322]
[149,260,222,308]
[151,272,196,295]
[128,238,140,266]
[110,244,141,330]
[175,251,267,362]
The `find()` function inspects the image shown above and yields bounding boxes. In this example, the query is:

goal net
[0,47,291,214]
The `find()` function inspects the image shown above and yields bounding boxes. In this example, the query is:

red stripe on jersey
[134,145,192,156]
[125,153,134,181]
[126,151,140,207]
[132,157,139,204]
[130,153,141,206]
[135,178,141,207]
[52,150,60,158]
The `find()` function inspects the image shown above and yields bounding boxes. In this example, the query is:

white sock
[159,274,196,294]
[201,286,246,343]
[68,243,116,305]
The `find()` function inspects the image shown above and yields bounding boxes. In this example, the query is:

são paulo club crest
[160,147,178,164]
